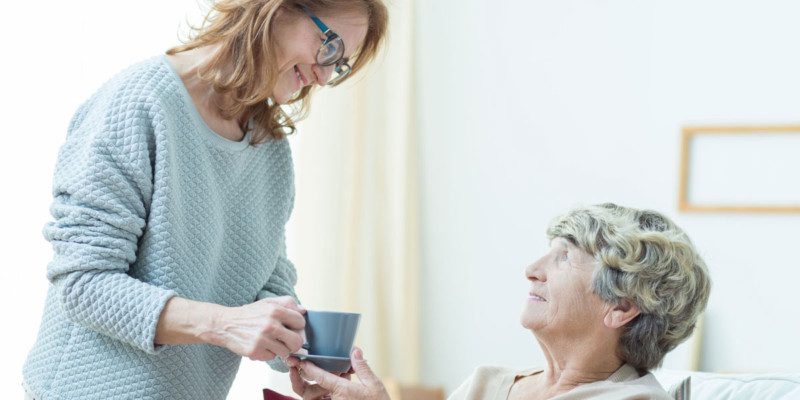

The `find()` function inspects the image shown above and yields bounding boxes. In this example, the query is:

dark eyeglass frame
[301,6,352,86]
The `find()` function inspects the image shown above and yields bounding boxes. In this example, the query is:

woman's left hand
[289,347,391,400]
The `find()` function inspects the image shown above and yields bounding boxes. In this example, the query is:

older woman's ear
[603,300,641,330]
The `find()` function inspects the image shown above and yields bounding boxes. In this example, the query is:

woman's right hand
[211,296,306,361]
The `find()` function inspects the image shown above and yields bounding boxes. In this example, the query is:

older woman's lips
[528,293,547,302]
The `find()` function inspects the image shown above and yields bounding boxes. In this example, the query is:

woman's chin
[520,313,544,331]
[274,89,303,105]
[272,93,290,105]
[271,81,297,105]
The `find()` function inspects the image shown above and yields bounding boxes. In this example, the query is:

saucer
[291,353,352,374]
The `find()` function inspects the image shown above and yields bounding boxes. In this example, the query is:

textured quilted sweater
[23,55,299,400]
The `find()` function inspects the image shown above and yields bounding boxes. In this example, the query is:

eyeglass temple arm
[301,6,334,36]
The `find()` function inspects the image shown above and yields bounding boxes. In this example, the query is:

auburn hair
[167,0,388,145]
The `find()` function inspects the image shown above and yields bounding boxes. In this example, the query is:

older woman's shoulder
[449,366,543,400]
[561,366,672,400]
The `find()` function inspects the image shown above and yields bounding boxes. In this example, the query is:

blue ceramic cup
[303,310,361,357]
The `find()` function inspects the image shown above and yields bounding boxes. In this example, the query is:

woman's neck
[166,45,248,141]
[527,335,625,396]
[540,354,624,390]
[539,335,623,384]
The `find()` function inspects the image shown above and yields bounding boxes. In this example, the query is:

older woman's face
[521,238,610,337]
[270,8,368,104]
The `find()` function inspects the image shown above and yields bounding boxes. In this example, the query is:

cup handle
[300,329,310,353]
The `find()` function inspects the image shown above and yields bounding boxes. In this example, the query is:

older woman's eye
[560,251,569,261]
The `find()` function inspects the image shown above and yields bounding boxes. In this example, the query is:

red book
[263,388,298,400]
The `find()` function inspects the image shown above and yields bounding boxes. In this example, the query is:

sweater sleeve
[257,195,300,373]
[256,183,299,304]
[258,240,300,373]
[256,241,299,303]
[44,91,175,354]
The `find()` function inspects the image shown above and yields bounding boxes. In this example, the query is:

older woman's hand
[289,347,390,400]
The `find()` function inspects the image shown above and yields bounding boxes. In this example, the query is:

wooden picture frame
[678,125,800,213]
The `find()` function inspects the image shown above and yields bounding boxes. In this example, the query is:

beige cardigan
[448,363,672,400]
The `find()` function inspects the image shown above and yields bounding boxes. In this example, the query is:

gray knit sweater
[23,55,298,399]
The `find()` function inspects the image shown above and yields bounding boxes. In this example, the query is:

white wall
[416,0,800,394]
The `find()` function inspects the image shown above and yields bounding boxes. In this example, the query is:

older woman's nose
[526,258,547,282]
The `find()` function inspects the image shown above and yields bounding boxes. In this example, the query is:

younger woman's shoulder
[67,56,177,135]
[91,55,176,107]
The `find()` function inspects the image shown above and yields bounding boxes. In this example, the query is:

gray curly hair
[546,203,711,371]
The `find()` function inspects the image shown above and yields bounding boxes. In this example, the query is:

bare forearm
[155,295,306,361]
[154,296,226,346]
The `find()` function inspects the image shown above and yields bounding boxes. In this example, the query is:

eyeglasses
[302,6,352,86]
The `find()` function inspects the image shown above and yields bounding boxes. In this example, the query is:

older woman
[22,1,386,399]
[290,203,711,400]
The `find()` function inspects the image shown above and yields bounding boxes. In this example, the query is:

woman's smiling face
[520,237,610,338]
[270,8,368,104]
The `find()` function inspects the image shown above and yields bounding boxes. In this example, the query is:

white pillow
[654,370,800,400]
[691,372,800,399]
[668,376,691,400]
